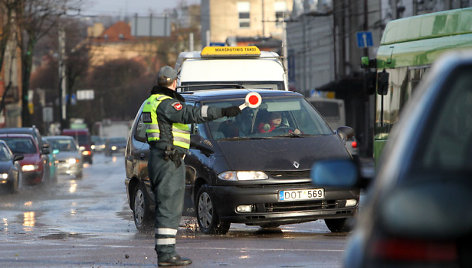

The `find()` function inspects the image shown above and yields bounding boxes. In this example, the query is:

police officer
[143,66,241,266]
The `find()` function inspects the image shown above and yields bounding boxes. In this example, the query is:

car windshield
[107,137,126,145]
[0,144,11,161]
[201,96,332,141]
[1,137,37,154]
[47,138,78,152]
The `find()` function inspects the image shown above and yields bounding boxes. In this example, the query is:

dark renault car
[125,89,359,234]
[312,52,472,267]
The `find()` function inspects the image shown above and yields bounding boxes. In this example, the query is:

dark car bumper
[23,171,42,184]
[210,184,359,225]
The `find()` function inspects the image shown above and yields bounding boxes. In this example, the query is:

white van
[175,46,288,91]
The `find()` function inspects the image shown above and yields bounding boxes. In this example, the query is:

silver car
[45,136,83,178]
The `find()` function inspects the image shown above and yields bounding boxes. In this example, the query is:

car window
[0,144,12,161]
[203,97,332,140]
[418,67,472,171]
[1,137,37,154]
[48,138,78,152]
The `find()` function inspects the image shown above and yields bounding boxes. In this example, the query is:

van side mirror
[377,70,389,95]
[190,135,214,156]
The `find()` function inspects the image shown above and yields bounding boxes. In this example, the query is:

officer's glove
[221,106,241,117]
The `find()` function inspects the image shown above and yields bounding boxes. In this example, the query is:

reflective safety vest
[142,94,190,149]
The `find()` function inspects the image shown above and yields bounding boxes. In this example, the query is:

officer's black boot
[158,254,192,267]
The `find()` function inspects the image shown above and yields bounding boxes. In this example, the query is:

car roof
[45,135,74,140]
[0,133,34,139]
[181,89,302,102]
[0,127,38,134]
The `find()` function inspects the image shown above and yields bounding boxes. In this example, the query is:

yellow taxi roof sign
[201,46,261,58]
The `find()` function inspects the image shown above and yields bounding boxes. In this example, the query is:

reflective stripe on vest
[142,94,190,149]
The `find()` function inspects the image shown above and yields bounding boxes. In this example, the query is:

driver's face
[271,117,282,126]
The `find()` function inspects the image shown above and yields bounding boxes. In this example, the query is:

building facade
[201,0,293,46]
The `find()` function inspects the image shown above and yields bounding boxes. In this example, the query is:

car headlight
[82,150,91,156]
[218,171,268,181]
[22,164,39,172]
[67,158,78,165]
[111,146,117,150]
[0,173,8,180]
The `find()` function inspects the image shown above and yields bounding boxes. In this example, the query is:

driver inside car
[257,112,301,134]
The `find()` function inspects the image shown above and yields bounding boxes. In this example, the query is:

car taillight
[371,238,457,262]
[351,141,357,148]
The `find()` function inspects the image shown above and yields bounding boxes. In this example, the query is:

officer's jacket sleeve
[157,99,224,124]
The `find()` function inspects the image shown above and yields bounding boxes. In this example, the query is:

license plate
[279,188,325,201]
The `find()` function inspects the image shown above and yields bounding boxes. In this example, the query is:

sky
[81,0,200,16]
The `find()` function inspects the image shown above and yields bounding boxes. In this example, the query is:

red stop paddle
[239,92,262,110]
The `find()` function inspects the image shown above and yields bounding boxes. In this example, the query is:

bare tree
[15,0,80,126]
[0,0,20,115]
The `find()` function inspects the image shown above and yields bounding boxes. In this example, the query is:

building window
[238,2,250,28]
[274,1,287,27]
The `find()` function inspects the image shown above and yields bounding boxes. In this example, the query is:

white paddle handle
[239,103,247,110]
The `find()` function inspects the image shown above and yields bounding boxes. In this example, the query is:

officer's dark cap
[157,66,177,86]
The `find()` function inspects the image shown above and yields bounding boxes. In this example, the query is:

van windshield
[201,96,332,141]
[180,81,284,91]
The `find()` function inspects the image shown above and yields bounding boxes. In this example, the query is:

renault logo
[293,161,300,168]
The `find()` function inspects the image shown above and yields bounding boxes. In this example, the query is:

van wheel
[324,218,351,233]
[196,186,230,234]
[133,183,153,232]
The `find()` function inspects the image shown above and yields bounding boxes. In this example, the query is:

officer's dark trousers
[148,148,185,259]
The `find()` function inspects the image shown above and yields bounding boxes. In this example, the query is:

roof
[381,7,472,45]
[44,136,74,140]
[182,89,302,102]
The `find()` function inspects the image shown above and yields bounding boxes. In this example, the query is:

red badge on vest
[172,102,183,111]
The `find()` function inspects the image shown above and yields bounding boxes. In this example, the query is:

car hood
[0,161,13,172]
[54,152,80,161]
[215,135,349,171]
[20,154,41,165]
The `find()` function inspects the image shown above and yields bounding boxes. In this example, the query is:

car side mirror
[190,134,214,157]
[14,154,24,162]
[336,126,354,141]
[41,144,50,154]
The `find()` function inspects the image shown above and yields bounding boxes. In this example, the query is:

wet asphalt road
[0,154,348,267]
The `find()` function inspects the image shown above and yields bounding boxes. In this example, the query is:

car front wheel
[324,218,351,233]
[133,183,153,232]
[196,186,230,234]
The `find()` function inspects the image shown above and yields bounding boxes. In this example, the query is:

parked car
[0,134,48,185]
[0,140,23,193]
[104,137,127,156]
[0,127,51,181]
[62,129,93,164]
[45,136,83,178]
[125,89,359,234]
[311,51,472,267]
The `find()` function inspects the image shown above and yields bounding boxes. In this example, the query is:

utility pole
[58,26,67,130]
[262,0,265,37]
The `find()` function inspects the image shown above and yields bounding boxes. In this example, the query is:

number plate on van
[279,189,325,201]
